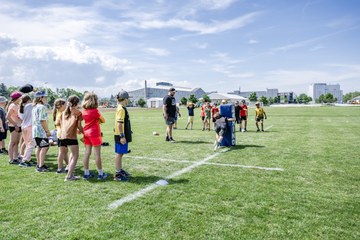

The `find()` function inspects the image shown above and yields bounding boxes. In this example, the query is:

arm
[6,108,18,127]
[41,120,51,137]
[117,121,126,144]
[163,105,168,119]
[0,118,4,132]
[77,119,83,134]
[99,115,105,123]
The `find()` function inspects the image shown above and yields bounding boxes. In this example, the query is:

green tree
[180,97,187,105]
[259,96,268,105]
[201,94,211,102]
[0,83,8,96]
[343,91,360,103]
[137,98,146,108]
[317,93,336,103]
[268,97,274,105]
[45,88,59,107]
[57,88,84,100]
[188,94,198,104]
[249,92,257,101]
[297,93,312,104]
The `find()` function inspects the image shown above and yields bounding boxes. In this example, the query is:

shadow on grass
[175,140,211,144]
[227,144,265,151]
[82,174,189,185]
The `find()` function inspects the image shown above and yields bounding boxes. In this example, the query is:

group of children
[185,99,267,132]
[1,88,131,182]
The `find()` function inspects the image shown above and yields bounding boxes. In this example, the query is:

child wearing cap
[113,90,132,181]
[6,91,23,164]
[81,92,108,180]
[32,91,51,172]
[255,102,267,132]
[0,96,8,154]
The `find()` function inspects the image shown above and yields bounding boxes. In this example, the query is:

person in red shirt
[81,92,108,180]
[211,103,219,128]
[239,100,248,132]
[200,103,205,131]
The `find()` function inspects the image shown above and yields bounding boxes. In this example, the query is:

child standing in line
[32,91,51,172]
[255,102,267,132]
[81,92,108,180]
[213,112,235,150]
[113,90,132,181]
[185,102,195,130]
[204,101,212,131]
[239,100,248,132]
[53,98,69,173]
[0,96,9,155]
[200,103,205,131]
[6,91,23,164]
[211,102,219,128]
[61,95,83,181]
[18,95,34,167]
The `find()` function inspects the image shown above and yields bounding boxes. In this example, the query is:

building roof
[209,92,248,101]
[351,96,360,100]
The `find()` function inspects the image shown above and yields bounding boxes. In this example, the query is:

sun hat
[117,90,131,99]
[34,90,47,98]
[255,102,260,105]
[10,91,23,100]
[0,96,7,103]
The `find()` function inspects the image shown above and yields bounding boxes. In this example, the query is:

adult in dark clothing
[234,101,241,131]
[163,87,176,142]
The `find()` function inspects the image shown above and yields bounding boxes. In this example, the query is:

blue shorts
[115,142,128,154]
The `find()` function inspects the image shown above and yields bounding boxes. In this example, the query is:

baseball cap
[117,90,131,99]
[255,102,260,105]
[0,96,7,103]
[169,87,176,92]
[34,90,47,98]
[10,91,23,100]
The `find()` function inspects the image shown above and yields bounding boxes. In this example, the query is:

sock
[84,169,90,175]
[98,169,103,175]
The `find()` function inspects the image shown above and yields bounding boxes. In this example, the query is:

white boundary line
[127,156,283,171]
[108,149,229,210]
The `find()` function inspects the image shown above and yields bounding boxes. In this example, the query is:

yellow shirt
[114,104,125,135]
[55,111,62,138]
[255,107,265,117]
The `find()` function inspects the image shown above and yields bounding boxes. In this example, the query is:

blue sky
[0,0,359,97]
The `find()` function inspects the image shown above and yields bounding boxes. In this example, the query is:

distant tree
[45,88,58,107]
[268,97,274,105]
[188,94,198,104]
[137,98,146,108]
[57,88,84,100]
[343,91,360,103]
[201,94,211,102]
[317,93,336,103]
[7,86,18,94]
[0,83,8,96]
[180,97,187,105]
[259,96,268,105]
[249,92,257,101]
[297,93,312,104]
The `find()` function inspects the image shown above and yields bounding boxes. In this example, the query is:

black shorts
[58,138,78,147]
[165,117,175,126]
[34,138,50,148]
[256,117,264,122]
[235,117,240,124]
[0,130,7,141]
[240,116,247,121]
[9,126,22,133]
[215,127,227,136]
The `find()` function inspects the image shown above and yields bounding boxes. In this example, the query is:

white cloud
[248,39,259,44]
[144,48,171,56]
[194,42,209,49]
[199,0,238,10]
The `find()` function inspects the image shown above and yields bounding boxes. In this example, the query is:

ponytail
[19,95,31,114]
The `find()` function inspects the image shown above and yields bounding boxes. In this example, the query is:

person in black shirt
[185,102,195,130]
[234,101,241,131]
[163,88,176,142]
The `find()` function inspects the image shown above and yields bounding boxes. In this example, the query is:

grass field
[0,105,359,239]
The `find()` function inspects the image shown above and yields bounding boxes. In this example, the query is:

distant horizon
[0,0,359,97]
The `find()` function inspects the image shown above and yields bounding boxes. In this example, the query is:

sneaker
[42,164,49,170]
[9,159,20,164]
[83,172,95,180]
[56,168,66,174]
[257,129,260,132]
[1,149,8,154]
[120,169,131,177]
[19,161,32,167]
[262,129,264,132]
[97,173,108,180]
[64,176,80,182]
[214,141,220,151]
[169,137,175,143]
[36,166,48,172]
[114,172,128,181]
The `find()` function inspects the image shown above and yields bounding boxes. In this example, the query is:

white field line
[265,125,273,130]
[127,155,284,171]
[108,149,229,210]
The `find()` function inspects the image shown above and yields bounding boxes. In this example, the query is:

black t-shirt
[234,105,241,118]
[187,106,194,116]
[163,95,176,118]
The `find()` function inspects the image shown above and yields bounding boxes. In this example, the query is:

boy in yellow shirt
[255,102,267,132]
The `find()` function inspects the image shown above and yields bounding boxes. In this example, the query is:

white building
[208,92,249,104]
[309,83,343,103]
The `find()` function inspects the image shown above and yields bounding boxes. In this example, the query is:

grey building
[129,81,206,106]
[309,83,343,103]
[228,88,279,99]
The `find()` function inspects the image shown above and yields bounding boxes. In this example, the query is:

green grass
[0,106,359,239]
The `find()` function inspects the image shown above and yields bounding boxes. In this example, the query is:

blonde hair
[82,92,98,109]
[53,98,66,122]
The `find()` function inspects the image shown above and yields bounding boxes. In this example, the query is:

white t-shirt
[19,103,33,129]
